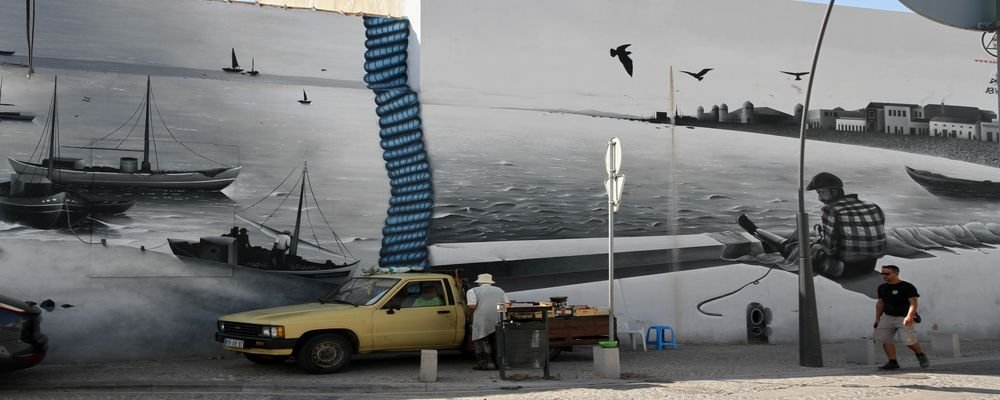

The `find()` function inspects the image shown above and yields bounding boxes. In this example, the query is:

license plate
[223,338,244,348]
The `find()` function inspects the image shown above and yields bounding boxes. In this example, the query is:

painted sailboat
[8,77,241,191]
[222,48,243,73]
[297,90,311,104]
[246,58,259,76]
[0,77,133,229]
[167,162,360,282]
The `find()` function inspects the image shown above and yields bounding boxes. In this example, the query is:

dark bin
[496,306,550,379]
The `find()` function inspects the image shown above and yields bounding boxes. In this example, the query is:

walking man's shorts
[874,315,918,345]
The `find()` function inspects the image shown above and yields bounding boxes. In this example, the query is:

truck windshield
[322,278,399,306]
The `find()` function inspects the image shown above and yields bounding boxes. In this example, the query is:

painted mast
[47,76,57,180]
[290,161,307,257]
[141,76,151,172]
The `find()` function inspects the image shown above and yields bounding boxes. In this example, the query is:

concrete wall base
[845,338,877,365]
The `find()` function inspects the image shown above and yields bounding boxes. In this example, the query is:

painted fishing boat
[168,162,360,282]
[0,77,114,229]
[905,166,1000,199]
[8,77,241,191]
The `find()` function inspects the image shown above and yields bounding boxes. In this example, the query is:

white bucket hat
[474,273,495,285]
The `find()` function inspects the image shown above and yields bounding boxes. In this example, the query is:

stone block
[593,345,620,379]
[930,332,960,358]
[419,349,437,382]
[845,338,877,365]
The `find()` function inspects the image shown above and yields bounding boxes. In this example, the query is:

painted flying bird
[780,71,809,81]
[681,68,713,81]
[610,44,634,77]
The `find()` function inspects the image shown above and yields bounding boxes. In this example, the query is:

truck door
[372,279,457,350]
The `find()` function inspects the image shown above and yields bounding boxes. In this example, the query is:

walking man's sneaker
[878,360,900,370]
[916,353,930,369]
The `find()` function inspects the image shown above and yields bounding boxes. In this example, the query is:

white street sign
[605,137,622,175]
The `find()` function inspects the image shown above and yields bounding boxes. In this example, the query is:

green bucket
[597,340,618,348]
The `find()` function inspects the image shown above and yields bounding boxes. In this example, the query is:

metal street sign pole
[605,137,624,341]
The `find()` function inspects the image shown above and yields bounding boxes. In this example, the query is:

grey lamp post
[795,0,837,368]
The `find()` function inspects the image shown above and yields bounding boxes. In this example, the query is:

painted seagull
[610,44,633,77]
[780,71,810,81]
[681,68,713,81]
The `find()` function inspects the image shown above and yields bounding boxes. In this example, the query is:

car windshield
[321,277,399,306]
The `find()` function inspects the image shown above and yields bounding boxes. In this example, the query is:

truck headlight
[260,325,285,338]
[218,321,225,332]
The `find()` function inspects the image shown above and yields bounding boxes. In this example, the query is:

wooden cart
[547,314,613,360]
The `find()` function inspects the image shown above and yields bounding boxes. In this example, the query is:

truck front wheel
[297,334,353,374]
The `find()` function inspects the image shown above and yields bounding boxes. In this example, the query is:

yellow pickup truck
[215,272,468,373]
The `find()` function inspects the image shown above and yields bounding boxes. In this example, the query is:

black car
[0,294,47,372]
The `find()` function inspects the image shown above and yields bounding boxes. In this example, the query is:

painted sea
[3,0,1000,271]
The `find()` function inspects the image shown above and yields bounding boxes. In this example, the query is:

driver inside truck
[410,284,443,307]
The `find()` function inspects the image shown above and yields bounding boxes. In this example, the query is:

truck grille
[220,321,259,336]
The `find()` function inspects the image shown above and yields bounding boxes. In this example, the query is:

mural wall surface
[0,0,998,362]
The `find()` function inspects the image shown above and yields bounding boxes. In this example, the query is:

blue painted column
[363,17,432,271]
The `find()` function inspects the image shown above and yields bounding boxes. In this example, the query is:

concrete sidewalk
[2,339,999,397]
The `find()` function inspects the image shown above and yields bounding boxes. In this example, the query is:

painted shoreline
[686,121,1000,170]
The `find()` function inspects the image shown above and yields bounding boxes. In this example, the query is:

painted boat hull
[905,166,1000,199]
[0,189,88,229]
[167,238,358,282]
[9,157,241,191]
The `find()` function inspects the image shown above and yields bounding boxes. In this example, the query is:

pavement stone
[1,339,999,399]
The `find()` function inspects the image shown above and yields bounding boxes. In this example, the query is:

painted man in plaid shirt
[739,172,886,280]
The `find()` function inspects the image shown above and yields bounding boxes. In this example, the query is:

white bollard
[419,349,438,382]
[930,332,961,358]
[593,346,621,379]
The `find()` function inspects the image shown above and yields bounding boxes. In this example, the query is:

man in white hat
[466,273,510,370]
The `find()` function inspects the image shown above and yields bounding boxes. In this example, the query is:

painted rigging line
[364,17,432,271]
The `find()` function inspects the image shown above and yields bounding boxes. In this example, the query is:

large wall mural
[0,0,999,361]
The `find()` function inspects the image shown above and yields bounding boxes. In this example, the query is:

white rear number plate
[223,338,244,348]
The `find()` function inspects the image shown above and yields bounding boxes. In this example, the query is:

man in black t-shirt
[874,264,929,370]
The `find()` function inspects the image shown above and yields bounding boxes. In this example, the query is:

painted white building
[931,117,980,140]
[805,109,841,130]
[980,122,1000,143]
[836,117,867,132]
[883,104,921,135]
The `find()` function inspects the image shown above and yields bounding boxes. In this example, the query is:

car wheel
[297,334,353,374]
[244,353,289,364]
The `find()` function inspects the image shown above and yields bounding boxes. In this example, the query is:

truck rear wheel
[244,353,288,364]
[297,334,353,374]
